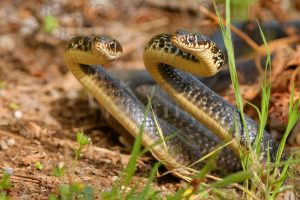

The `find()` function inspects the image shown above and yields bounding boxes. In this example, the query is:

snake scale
[64,30,287,179]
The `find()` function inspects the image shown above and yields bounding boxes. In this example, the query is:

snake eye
[109,41,116,50]
[187,35,195,43]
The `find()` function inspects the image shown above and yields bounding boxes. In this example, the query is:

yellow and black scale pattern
[65,31,287,178]
[143,31,287,163]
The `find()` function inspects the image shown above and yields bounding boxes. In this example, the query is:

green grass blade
[124,185,139,200]
[123,89,154,187]
[148,96,168,154]
[271,156,293,198]
[194,149,219,179]
[253,21,272,156]
[213,0,252,163]
[276,85,300,164]
[212,170,253,188]
[123,120,144,187]
[288,83,295,115]
[166,189,185,200]
[136,162,161,200]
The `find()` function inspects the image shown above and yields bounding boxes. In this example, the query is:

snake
[64,31,287,179]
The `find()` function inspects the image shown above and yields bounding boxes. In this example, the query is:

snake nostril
[180,37,186,43]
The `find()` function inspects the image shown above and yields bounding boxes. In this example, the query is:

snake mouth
[172,30,216,52]
[171,30,188,48]
[93,35,123,59]
[172,29,207,49]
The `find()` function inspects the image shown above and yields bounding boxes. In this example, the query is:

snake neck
[65,62,206,176]
[145,34,220,77]
[144,58,242,156]
[143,38,282,161]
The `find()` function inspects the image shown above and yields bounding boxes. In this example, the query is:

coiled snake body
[64,31,286,179]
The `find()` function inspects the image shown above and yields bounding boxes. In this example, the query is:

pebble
[20,16,39,36]
[7,138,16,146]
[4,167,14,175]
[66,89,79,99]
[58,161,65,168]
[14,110,23,119]
[0,35,16,52]
[0,138,16,150]
[111,175,119,182]
[0,140,8,150]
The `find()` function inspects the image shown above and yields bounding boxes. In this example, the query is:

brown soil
[0,0,299,199]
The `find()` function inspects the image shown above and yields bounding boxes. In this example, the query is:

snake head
[172,30,213,51]
[92,35,123,60]
[65,35,123,65]
[172,30,225,74]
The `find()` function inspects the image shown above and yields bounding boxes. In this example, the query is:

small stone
[20,16,39,36]
[111,175,119,182]
[58,161,65,168]
[4,167,13,175]
[14,110,22,119]
[66,89,79,99]
[0,35,16,52]
[7,138,15,146]
[0,140,8,150]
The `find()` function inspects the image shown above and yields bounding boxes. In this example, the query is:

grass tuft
[51,1,300,199]
[49,131,94,200]
[213,0,300,198]
[0,171,11,200]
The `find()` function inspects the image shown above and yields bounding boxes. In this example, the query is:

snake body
[143,30,285,162]
[64,32,286,178]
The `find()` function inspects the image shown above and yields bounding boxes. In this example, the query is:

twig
[238,35,300,61]
[0,130,24,140]
[257,35,300,56]
[140,17,169,31]
[0,173,41,184]
[198,5,260,52]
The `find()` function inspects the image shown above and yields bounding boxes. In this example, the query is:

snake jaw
[172,30,198,48]
[93,35,123,61]
[65,35,123,71]
[172,30,210,50]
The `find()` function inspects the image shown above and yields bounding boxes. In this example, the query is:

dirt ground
[0,0,300,199]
